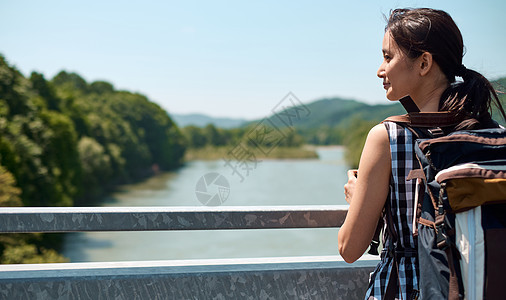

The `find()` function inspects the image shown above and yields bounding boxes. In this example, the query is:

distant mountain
[171,113,248,128]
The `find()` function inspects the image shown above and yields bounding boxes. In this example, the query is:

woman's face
[377,31,419,101]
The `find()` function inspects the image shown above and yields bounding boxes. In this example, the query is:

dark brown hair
[386,8,505,126]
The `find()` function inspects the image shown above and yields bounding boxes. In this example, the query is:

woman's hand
[344,170,358,204]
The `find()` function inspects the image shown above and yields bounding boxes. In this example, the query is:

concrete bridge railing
[0,205,379,299]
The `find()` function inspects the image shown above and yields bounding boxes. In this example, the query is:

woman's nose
[377,67,385,78]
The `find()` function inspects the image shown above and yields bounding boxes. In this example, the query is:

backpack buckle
[428,127,444,137]
[436,224,449,250]
[368,240,380,255]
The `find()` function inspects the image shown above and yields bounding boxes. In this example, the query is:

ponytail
[439,67,506,127]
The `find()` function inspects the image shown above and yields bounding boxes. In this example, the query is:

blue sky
[1,0,505,119]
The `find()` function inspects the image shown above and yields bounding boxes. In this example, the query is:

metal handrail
[0,205,348,233]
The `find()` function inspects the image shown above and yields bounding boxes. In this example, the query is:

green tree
[77,137,112,202]
[39,110,81,206]
[204,124,227,146]
[89,81,114,95]
[52,71,88,96]
[30,72,60,111]
[0,56,32,117]
[183,125,208,148]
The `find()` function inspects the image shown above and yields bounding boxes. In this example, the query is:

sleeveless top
[364,122,420,300]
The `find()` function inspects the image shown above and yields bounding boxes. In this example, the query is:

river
[62,146,350,262]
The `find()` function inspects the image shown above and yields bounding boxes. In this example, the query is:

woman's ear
[418,52,433,76]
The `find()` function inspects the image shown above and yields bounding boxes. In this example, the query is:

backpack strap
[383,112,463,141]
[399,96,420,113]
[383,111,463,128]
[383,197,402,300]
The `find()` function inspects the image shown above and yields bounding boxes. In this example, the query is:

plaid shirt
[364,122,419,300]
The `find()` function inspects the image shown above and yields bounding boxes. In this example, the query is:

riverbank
[184,145,320,161]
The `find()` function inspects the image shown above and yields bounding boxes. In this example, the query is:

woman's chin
[385,91,406,102]
[385,93,397,101]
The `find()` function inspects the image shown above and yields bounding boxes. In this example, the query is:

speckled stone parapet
[0,205,348,233]
[0,256,378,299]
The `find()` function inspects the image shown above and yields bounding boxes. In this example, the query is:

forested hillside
[0,54,186,263]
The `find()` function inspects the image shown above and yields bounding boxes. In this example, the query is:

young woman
[337,8,505,299]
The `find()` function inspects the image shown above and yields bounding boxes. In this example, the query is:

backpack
[382,112,506,300]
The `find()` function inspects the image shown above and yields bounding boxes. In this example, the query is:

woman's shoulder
[365,123,390,147]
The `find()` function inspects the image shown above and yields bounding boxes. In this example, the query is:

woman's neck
[411,81,449,112]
